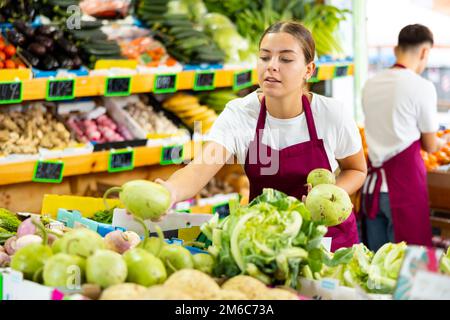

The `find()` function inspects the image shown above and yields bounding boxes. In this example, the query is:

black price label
[0,81,22,104]
[212,202,230,219]
[105,76,132,97]
[193,71,215,91]
[32,160,64,183]
[335,65,349,77]
[160,145,184,165]
[233,69,253,91]
[108,149,135,173]
[309,67,320,82]
[154,74,178,94]
[46,79,75,101]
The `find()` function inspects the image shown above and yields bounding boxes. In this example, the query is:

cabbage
[200,12,254,64]
[168,0,207,23]
[321,243,373,290]
[440,247,450,275]
[367,242,406,293]
[201,188,328,289]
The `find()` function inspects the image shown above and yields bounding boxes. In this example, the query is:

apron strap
[256,96,268,143]
[392,63,407,69]
[363,163,384,220]
[302,94,319,141]
[259,94,318,142]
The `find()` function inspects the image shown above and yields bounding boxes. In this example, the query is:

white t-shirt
[362,68,439,193]
[205,90,362,172]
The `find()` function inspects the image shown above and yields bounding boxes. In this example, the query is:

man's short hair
[398,24,434,51]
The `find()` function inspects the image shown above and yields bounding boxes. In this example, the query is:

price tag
[193,71,216,91]
[212,201,230,219]
[46,79,75,101]
[309,67,320,82]
[105,76,132,97]
[108,149,135,173]
[334,65,349,77]
[0,81,22,104]
[153,74,178,94]
[160,144,184,165]
[32,160,64,183]
[233,69,253,91]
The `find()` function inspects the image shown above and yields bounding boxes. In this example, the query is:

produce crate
[428,170,450,238]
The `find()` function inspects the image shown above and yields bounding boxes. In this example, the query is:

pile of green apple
[305,168,353,226]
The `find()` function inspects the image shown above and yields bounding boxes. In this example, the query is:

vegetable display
[103,180,172,221]
[0,104,79,156]
[9,22,82,70]
[202,188,328,289]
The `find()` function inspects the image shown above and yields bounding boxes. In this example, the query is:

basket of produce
[6,21,87,77]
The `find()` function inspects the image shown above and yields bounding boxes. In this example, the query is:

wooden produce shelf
[428,170,450,212]
[0,141,200,186]
[13,62,353,101]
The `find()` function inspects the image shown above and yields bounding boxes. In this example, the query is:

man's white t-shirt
[205,90,362,173]
[362,68,439,193]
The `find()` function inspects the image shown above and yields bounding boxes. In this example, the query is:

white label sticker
[322,237,332,252]
[410,270,450,300]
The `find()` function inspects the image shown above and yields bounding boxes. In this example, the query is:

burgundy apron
[363,141,432,246]
[244,94,359,252]
[362,62,432,246]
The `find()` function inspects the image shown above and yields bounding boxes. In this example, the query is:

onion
[17,217,38,238]
[0,245,5,253]
[15,234,42,251]
[104,230,141,254]
[4,236,17,255]
[0,252,10,267]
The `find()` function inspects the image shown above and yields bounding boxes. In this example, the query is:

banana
[163,94,199,109]
[178,106,210,119]
[184,109,217,126]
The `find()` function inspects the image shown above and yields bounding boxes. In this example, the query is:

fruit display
[163,93,218,133]
[8,22,83,70]
[421,130,450,170]
[0,35,26,69]
[65,110,134,144]
[0,104,79,156]
[123,96,180,135]
[136,1,225,64]
[199,89,238,114]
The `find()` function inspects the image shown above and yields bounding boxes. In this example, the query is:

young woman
[157,21,367,251]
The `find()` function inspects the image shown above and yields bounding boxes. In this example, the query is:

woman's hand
[301,183,312,203]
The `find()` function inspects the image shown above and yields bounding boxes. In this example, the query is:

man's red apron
[362,63,433,246]
[244,94,359,252]
[363,141,432,246]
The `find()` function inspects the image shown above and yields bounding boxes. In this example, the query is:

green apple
[305,184,352,226]
[307,168,336,187]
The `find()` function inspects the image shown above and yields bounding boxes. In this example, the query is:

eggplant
[6,29,27,47]
[72,55,83,69]
[56,37,78,56]
[12,20,35,39]
[36,25,57,37]
[52,30,65,40]
[28,43,47,57]
[54,52,74,69]
[35,35,55,52]
[39,54,59,71]
[18,49,40,68]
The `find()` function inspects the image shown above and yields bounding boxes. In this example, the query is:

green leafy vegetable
[201,188,328,289]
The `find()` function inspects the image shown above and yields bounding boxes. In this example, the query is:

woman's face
[257,32,315,98]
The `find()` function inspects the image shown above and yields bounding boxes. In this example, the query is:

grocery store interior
[0,0,450,301]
